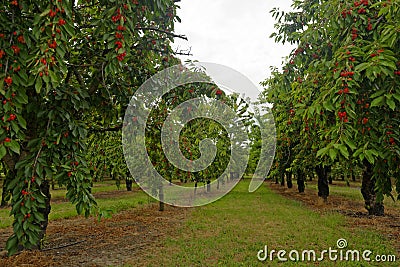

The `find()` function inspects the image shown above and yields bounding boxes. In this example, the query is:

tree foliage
[264,0,400,212]
[0,0,184,255]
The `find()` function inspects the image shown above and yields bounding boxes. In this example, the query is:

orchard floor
[0,180,399,266]
[268,182,400,255]
[0,202,189,267]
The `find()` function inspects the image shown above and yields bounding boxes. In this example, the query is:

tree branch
[137,27,188,40]
[73,68,85,88]
[88,125,122,133]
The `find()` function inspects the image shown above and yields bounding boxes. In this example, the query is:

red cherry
[58,19,66,26]
[362,117,369,124]
[4,76,13,86]
[4,137,11,142]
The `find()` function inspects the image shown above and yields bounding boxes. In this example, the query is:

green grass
[125,180,398,267]
[0,185,154,229]
[48,190,155,221]
[307,181,400,208]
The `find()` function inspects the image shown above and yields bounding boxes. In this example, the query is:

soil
[0,181,399,266]
[0,202,189,267]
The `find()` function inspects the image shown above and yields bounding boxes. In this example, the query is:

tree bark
[280,173,285,186]
[36,180,51,249]
[316,165,329,202]
[1,171,10,207]
[1,180,9,207]
[286,172,293,189]
[159,185,164,211]
[126,179,132,191]
[1,162,9,207]
[297,170,305,193]
[361,162,384,216]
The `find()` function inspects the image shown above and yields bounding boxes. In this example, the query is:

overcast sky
[172,0,295,100]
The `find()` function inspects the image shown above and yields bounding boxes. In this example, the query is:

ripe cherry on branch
[4,76,12,86]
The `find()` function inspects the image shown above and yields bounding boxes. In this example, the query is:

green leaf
[322,100,334,111]
[379,60,397,70]
[329,148,337,161]
[64,22,75,37]
[18,115,27,129]
[393,93,400,102]
[317,147,329,158]
[56,46,66,58]
[39,9,50,17]
[355,62,370,72]
[370,96,385,108]
[0,145,6,159]
[364,150,375,164]
[49,70,60,87]
[35,77,42,94]
[343,138,356,150]
[386,97,396,111]
[338,144,349,159]
[370,90,385,99]
[15,92,28,104]
[9,140,20,154]
[0,79,4,95]
[5,235,18,256]
[33,212,45,222]
[76,202,83,215]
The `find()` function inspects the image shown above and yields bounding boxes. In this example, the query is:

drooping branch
[136,27,188,40]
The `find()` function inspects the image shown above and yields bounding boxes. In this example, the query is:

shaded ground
[268,182,400,255]
[1,181,399,266]
[0,203,189,267]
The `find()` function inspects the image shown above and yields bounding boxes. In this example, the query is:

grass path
[130,180,398,267]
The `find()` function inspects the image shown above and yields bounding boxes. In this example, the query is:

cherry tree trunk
[159,185,164,212]
[35,180,51,249]
[297,170,305,193]
[1,182,8,207]
[315,165,329,202]
[280,173,285,186]
[286,172,293,189]
[361,162,384,216]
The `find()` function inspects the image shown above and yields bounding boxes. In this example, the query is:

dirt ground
[1,181,399,266]
[0,201,189,267]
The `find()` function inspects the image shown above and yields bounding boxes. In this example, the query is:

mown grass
[0,183,153,229]
[306,180,400,209]
[125,180,398,267]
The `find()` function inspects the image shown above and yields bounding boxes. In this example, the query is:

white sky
[172,0,295,100]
